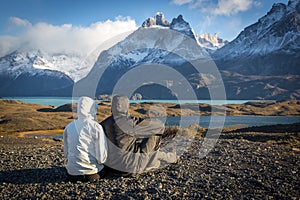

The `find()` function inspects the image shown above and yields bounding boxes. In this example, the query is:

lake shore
[0,124,299,199]
[1,99,300,135]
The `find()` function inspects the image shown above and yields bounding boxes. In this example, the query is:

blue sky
[0,0,288,57]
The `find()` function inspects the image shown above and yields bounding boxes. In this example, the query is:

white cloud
[212,0,255,16]
[172,0,193,6]
[0,17,138,57]
[9,17,32,27]
[0,36,20,56]
[172,0,259,16]
[198,15,214,34]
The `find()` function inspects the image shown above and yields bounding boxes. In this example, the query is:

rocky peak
[232,0,299,44]
[259,3,287,28]
[170,14,196,39]
[288,0,300,8]
[170,15,188,30]
[142,12,170,28]
[141,13,197,40]
[199,33,220,45]
[198,33,228,50]
[212,0,300,76]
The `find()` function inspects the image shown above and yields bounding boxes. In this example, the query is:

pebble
[0,136,299,199]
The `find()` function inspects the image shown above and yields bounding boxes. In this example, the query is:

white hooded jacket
[63,96,107,175]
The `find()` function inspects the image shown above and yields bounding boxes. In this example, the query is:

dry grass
[1,99,300,135]
[163,124,205,139]
[225,100,300,116]
[0,100,73,134]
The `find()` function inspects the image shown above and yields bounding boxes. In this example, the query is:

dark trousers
[140,135,161,153]
[105,136,161,177]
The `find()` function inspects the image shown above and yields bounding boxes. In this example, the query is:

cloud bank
[210,0,260,16]
[172,0,193,6]
[171,0,260,16]
[0,16,138,57]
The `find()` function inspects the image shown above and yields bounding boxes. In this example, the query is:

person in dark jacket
[101,95,176,176]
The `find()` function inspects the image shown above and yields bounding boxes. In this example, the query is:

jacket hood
[77,96,98,119]
[111,95,129,116]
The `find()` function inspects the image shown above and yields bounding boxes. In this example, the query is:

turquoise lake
[3,97,299,128]
[164,116,300,128]
[3,97,263,107]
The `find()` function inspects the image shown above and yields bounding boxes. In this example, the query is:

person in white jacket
[63,96,108,182]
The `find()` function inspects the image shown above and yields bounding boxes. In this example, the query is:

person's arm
[95,124,108,164]
[133,119,165,138]
[118,116,164,138]
[63,127,68,161]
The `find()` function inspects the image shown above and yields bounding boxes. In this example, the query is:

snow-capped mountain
[2,3,299,100]
[142,13,226,51]
[77,7,300,100]
[75,13,211,99]
[143,13,228,51]
[213,0,300,75]
[198,33,228,51]
[0,50,93,82]
[0,50,98,96]
[0,12,219,97]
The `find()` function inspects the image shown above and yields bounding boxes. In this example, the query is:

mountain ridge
[0,1,299,99]
[213,0,300,75]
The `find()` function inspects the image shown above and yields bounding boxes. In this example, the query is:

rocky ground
[0,125,299,199]
[0,99,299,199]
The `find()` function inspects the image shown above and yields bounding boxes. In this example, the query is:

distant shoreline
[1,99,300,135]
[1,96,277,107]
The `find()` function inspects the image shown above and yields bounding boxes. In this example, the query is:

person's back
[63,96,107,182]
[101,115,138,152]
[101,95,170,176]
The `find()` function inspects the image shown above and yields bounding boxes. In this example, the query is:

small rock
[157,183,163,189]
[53,138,63,142]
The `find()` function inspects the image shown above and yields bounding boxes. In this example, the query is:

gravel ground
[0,134,299,200]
